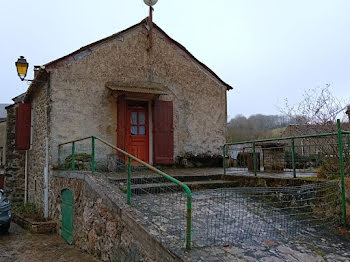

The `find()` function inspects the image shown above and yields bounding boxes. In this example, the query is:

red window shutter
[117,96,126,157]
[153,100,174,164]
[15,103,31,150]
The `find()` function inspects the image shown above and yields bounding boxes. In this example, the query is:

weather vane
[144,0,158,49]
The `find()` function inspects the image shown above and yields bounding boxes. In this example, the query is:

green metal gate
[61,189,73,244]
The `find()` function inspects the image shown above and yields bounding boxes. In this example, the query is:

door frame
[124,99,152,164]
[61,188,73,244]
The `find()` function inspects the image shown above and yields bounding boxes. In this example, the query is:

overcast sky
[1,0,349,120]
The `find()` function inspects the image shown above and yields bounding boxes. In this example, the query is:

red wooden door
[153,100,174,164]
[126,104,149,163]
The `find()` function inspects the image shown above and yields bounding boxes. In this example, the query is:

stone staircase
[107,173,238,194]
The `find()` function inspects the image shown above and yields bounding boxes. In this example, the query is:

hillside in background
[227,114,292,142]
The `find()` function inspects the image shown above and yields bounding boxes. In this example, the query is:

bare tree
[280,84,350,178]
[281,84,348,125]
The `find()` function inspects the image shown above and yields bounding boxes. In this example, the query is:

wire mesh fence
[128,184,188,251]
[56,127,348,251]
[191,181,341,247]
[58,138,92,170]
[224,133,350,179]
[58,136,191,250]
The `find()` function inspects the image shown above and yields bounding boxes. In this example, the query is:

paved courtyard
[0,223,98,262]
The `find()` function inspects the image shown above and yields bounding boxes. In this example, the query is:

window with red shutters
[153,100,174,164]
[15,103,32,150]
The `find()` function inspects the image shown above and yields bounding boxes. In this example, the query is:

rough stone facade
[262,147,285,172]
[47,24,227,167]
[50,171,181,262]
[27,84,48,213]
[4,105,25,203]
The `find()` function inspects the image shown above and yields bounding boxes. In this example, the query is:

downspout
[44,71,51,219]
[44,137,48,219]
[24,150,28,204]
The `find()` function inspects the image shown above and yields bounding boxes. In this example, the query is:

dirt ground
[0,223,99,262]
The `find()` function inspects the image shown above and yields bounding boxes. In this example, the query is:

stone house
[5,18,232,213]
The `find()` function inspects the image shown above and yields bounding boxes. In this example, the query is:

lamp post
[143,0,158,49]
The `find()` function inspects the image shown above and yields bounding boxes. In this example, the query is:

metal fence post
[91,136,95,173]
[127,157,132,205]
[337,119,347,226]
[223,144,226,175]
[253,142,257,176]
[71,142,75,170]
[186,195,192,250]
[291,138,296,178]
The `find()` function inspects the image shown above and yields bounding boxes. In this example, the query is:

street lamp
[15,56,29,81]
[15,56,46,83]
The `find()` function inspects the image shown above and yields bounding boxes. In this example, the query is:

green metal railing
[223,120,348,226]
[58,136,193,249]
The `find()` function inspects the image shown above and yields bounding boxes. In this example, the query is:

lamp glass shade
[144,0,158,6]
[15,56,29,81]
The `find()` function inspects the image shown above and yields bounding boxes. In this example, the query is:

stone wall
[27,84,48,213]
[263,148,285,172]
[47,24,227,167]
[0,120,6,167]
[50,171,181,262]
[4,105,25,204]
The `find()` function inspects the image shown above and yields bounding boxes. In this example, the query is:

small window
[131,112,137,124]
[139,112,145,124]
[139,126,146,135]
[131,126,138,135]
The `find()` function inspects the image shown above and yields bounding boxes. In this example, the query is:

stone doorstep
[12,213,57,234]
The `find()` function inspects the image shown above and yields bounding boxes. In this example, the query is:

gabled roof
[44,18,233,90]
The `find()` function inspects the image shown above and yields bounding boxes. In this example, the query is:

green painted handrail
[58,135,193,249]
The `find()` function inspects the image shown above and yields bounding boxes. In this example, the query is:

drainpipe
[24,150,28,204]
[44,137,48,219]
[44,71,51,220]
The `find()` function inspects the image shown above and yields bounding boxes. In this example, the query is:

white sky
[1,0,350,120]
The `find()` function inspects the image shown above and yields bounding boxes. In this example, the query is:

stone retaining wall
[50,171,181,262]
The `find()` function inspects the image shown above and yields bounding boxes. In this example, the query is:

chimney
[34,65,41,78]
[346,105,350,123]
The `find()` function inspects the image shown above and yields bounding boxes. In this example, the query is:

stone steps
[130,180,237,195]
[108,173,222,184]
[107,173,238,195]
